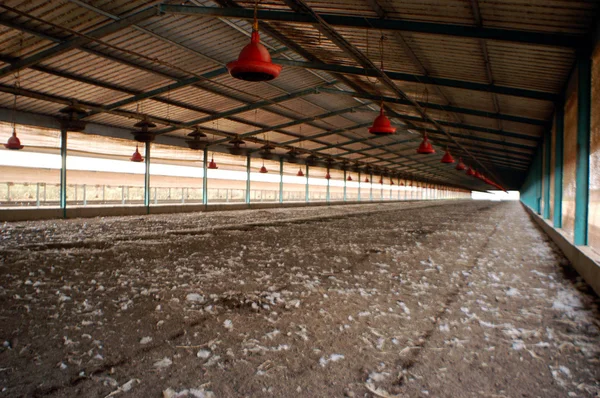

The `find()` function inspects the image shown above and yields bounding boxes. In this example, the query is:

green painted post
[554,104,564,228]
[59,128,67,219]
[246,155,251,205]
[305,164,309,203]
[370,173,373,201]
[543,131,551,219]
[144,142,150,213]
[574,54,591,245]
[279,158,284,204]
[202,148,208,206]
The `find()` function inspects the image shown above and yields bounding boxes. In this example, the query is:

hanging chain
[253,0,259,31]
[11,35,24,134]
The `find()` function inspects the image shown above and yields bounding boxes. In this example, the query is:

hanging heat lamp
[259,160,268,173]
[369,104,396,136]
[227,137,246,156]
[297,167,304,177]
[259,143,275,160]
[208,154,219,170]
[417,133,435,154]
[368,37,396,136]
[287,148,299,163]
[441,148,454,164]
[5,92,24,150]
[226,1,282,82]
[4,130,23,150]
[130,145,144,162]
[466,167,475,176]
[186,127,208,150]
[455,157,466,171]
[306,154,319,166]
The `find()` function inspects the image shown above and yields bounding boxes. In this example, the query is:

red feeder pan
[4,131,24,150]
[441,149,454,164]
[227,30,282,82]
[130,145,144,162]
[417,134,435,154]
[368,107,396,135]
[208,156,218,169]
[455,158,466,171]
[347,175,353,181]
[466,167,475,176]
[297,168,304,177]
[259,164,268,173]
[364,177,369,183]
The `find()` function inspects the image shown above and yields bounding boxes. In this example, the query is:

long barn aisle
[0,201,598,397]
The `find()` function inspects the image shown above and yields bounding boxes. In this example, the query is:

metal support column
[246,155,251,205]
[59,128,67,219]
[343,169,347,201]
[358,172,361,201]
[554,103,564,228]
[326,174,330,204]
[575,53,591,245]
[144,142,151,212]
[370,173,373,201]
[202,147,208,206]
[305,164,309,203]
[543,130,551,219]
[279,158,284,204]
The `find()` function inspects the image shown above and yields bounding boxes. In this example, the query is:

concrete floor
[0,201,598,397]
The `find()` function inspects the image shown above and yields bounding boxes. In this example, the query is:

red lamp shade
[130,145,144,162]
[227,30,282,82]
[441,149,454,164]
[417,134,435,154]
[466,167,475,176]
[368,107,396,135]
[379,177,384,184]
[208,156,218,169]
[325,172,331,180]
[455,158,466,171]
[364,177,369,183]
[390,179,394,185]
[4,131,23,150]
[297,168,304,177]
[347,175,352,181]
[259,165,268,173]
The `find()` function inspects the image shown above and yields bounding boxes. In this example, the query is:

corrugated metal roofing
[0,0,597,190]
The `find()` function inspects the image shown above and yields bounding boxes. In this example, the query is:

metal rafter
[158,5,584,48]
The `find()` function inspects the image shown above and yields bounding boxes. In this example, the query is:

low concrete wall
[523,204,600,297]
[0,200,417,222]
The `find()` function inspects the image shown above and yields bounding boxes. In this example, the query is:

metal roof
[0,0,598,190]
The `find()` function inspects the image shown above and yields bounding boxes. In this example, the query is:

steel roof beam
[274,59,558,102]
[320,88,547,126]
[0,5,158,79]
[159,5,583,48]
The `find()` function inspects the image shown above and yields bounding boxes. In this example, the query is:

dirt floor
[0,200,599,398]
